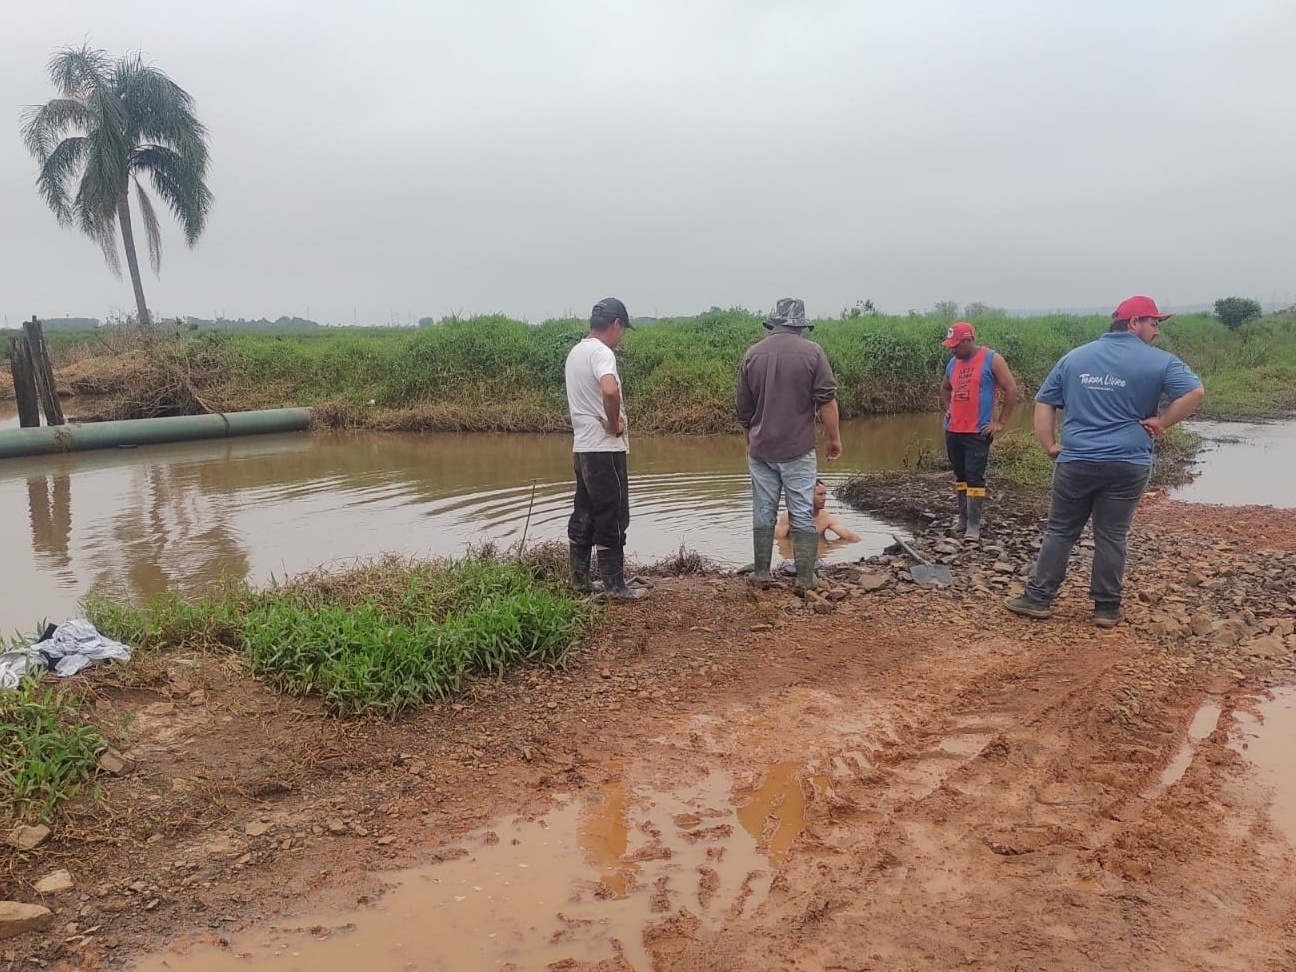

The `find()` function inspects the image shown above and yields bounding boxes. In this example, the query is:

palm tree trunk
[117,192,151,327]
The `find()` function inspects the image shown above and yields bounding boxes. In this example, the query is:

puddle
[1149,700,1223,795]
[732,760,819,864]
[1232,689,1296,846]
[1174,420,1296,508]
[134,767,792,972]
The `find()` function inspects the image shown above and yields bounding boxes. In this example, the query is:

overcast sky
[2,0,1293,325]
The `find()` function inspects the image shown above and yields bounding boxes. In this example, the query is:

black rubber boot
[792,530,819,591]
[965,496,984,541]
[955,490,968,533]
[569,543,594,593]
[750,525,776,586]
[597,547,645,601]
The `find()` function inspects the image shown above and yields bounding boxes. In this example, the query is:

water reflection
[0,413,1007,626]
[86,462,251,606]
[27,473,71,570]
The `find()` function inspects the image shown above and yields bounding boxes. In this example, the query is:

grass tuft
[0,677,106,824]
[85,553,593,717]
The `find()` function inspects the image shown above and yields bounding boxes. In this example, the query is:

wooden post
[9,334,42,428]
[23,316,65,426]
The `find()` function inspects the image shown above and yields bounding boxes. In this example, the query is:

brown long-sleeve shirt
[736,327,838,463]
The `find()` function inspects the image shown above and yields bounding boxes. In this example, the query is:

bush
[1214,297,1262,331]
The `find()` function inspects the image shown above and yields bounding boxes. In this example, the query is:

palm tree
[21,45,213,327]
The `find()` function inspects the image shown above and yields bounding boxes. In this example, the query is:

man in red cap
[939,321,1018,540]
[1005,295,1204,627]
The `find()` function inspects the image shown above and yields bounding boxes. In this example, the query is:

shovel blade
[911,564,954,587]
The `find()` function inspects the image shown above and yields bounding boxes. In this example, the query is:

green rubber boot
[965,495,985,542]
[750,525,776,585]
[792,530,820,591]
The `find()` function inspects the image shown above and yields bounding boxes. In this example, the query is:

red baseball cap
[1112,295,1173,323]
[941,321,975,348]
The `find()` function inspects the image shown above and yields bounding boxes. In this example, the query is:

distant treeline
[17,315,327,333]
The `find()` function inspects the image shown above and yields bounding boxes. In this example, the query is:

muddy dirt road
[4,499,1296,971]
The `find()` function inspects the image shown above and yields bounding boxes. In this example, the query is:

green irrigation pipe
[0,408,313,460]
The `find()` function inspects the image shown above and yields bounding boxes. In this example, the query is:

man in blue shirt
[1005,295,1204,627]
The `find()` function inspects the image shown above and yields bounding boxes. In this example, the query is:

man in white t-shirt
[564,297,645,600]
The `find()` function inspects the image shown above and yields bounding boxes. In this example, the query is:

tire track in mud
[638,601,1296,972]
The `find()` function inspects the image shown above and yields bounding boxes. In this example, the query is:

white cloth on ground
[0,619,132,689]
[35,619,133,676]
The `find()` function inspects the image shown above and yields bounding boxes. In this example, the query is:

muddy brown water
[132,768,788,972]
[1233,689,1296,846]
[0,412,964,628]
[1,406,1293,630]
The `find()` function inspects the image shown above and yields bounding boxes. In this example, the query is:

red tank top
[946,347,995,434]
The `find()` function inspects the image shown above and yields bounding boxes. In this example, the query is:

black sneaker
[1004,594,1052,619]
[1094,603,1124,628]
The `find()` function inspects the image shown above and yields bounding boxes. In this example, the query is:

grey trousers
[1024,460,1151,606]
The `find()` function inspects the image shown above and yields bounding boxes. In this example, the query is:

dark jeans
[945,431,992,490]
[568,452,630,549]
[1025,460,1151,606]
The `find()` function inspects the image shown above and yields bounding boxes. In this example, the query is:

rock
[143,702,176,718]
[1209,618,1249,647]
[98,749,133,777]
[0,902,53,941]
[245,821,272,838]
[34,870,73,895]
[327,819,347,835]
[811,601,835,615]
[993,562,1016,575]
[7,825,51,852]
[1245,635,1285,660]
[857,573,890,593]
[1189,613,1214,638]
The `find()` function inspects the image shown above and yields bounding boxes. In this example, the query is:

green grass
[44,309,1296,428]
[0,677,106,824]
[85,552,593,717]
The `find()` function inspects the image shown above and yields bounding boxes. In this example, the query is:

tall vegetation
[48,308,1296,427]
[21,45,213,327]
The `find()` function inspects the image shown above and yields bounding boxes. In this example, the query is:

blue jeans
[749,450,817,532]
[1025,460,1151,606]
